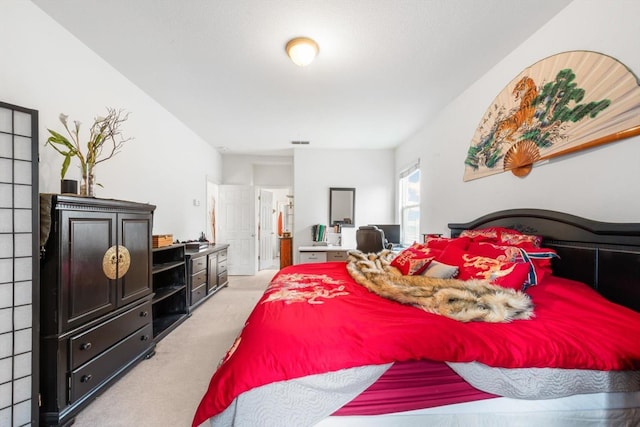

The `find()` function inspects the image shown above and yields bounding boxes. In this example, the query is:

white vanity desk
[297,245,354,263]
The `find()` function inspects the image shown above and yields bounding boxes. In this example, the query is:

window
[399,162,420,246]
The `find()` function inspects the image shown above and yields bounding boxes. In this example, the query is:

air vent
[291,140,310,145]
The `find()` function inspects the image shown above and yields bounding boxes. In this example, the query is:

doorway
[259,187,291,270]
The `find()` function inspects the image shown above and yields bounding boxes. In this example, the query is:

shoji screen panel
[0,102,39,426]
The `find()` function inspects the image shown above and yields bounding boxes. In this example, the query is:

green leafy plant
[46,108,132,180]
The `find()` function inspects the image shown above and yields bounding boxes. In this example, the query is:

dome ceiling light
[285,37,319,67]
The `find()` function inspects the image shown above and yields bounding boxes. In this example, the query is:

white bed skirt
[205,361,640,427]
[315,391,640,427]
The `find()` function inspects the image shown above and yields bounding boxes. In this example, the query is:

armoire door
[60,210,117,332]
[118,212,153,306]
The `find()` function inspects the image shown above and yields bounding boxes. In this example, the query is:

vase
[60,179,78,194]
[80,164,96,197]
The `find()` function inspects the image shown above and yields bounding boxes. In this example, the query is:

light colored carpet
[72,269,276,427]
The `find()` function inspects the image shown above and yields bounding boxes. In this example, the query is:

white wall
[1,0,222,242]
[293,148,395,260]
[254,164,293,187]
[222,154,293,185]
[396,0,640,235]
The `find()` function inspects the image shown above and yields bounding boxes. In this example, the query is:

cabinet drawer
[191,256,206,273]
[327,251,349,261]
[191,283,207,306]
[217,249,227,262]
[299,252,327,263]
[70,323,153,403]
[217,259,227,274]
[70,300,152,370]
[217,271,228,288]
[191,269,207,288]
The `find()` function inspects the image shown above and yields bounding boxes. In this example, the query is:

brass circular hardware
[102,245,131,279]
[118,246,131,277]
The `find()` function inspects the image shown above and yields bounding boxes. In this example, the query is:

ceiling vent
[291,140,310,145]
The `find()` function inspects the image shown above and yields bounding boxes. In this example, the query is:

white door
[218,185,257,275]
[259,189,274,270]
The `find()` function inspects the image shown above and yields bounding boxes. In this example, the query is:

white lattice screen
[0,102,38,426]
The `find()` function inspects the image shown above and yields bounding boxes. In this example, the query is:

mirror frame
[329,187,356,228]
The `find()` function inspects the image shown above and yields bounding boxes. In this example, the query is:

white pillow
[422,260,458,279]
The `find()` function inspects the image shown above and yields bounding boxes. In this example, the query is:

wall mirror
[329,187,355,228]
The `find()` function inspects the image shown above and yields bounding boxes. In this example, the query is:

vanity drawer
[327,251,349,261]
[191,256,207,273]
[299,252,327,263]
[70,299,152,370]
[70,323,153,403]
[191,269,207,288]
[217,249,227,262]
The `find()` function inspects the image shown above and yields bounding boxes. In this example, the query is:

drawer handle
[140,311,149,317]
[80,374,93,383]
[140,335,150,341]
[80,342,92,351]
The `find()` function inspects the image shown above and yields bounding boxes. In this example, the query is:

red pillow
[459,227,501,242]
[437,245,529,291]
[424,236,470,250]
[467,241,521,262]
[390,246,440,275]
[519,247,558,287]
[461,227,543,248]
[499,231,542,248]
[467,242,557,287]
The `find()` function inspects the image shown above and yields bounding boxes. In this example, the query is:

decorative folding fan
[464,51,640,181]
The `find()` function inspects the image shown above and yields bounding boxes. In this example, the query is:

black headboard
[448,209,640,312]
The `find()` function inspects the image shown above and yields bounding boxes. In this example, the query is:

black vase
[61,179,78,194]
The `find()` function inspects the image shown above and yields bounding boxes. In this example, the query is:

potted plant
[46,108,132,196]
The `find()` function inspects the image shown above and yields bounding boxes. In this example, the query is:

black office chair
[356,226,392,253]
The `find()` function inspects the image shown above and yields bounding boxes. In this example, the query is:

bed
[192,209,640,427]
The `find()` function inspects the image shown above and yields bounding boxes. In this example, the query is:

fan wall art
[464,51,640,181]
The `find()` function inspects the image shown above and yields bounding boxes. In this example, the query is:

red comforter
[192,262,640,426]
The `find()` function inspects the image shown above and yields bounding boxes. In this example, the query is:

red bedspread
[192,262,640,426]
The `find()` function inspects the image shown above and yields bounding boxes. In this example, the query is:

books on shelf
[312,224,327,242]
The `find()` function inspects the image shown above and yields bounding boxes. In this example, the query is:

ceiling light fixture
[285,37,319,67]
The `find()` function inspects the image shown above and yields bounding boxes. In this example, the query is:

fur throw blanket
[346,250,533,323]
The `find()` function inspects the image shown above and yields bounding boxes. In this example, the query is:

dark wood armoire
[39,195,156,426]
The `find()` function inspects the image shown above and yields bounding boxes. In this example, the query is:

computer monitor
[369,224,401,246]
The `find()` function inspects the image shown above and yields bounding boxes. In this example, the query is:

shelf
[152,243,184,253]
[152,314,189,341]
[151,243,188,342]
[153,285,186,304]
[152,260,184,274]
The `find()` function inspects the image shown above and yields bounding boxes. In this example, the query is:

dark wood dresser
[39,195,156,426]
[185,244,230,311]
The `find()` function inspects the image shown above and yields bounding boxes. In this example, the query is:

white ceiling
[31,0,572,156]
